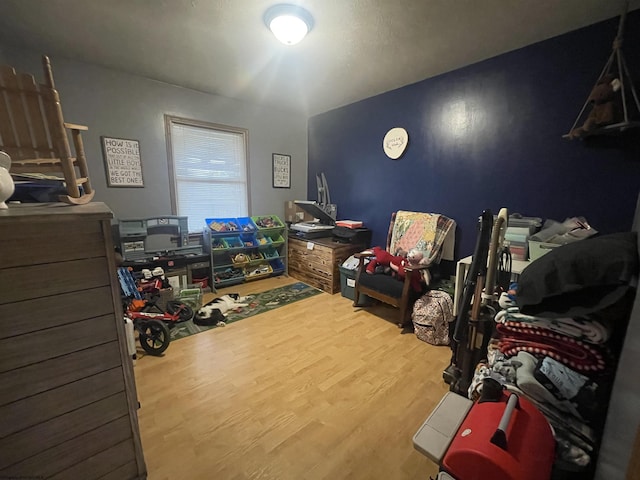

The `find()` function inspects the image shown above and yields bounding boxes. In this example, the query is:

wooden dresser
[0,203,146,479]
[288,235,365,294]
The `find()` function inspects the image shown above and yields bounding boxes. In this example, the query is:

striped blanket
[494,308,610,345]
[495,321,606,372]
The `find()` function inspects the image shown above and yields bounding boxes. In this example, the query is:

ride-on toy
[117,267,194,356]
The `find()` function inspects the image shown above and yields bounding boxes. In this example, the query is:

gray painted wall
[0,45,308,225]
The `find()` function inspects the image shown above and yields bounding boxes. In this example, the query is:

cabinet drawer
[0,367,125,438]
[0,392,130,471]
[0,341,123,406]
[0,257,111,304]
[0,315,118,373]
[0,286,115,339]
[0,416,133,480]
[289,266,335,294]
[288,253,333,275]
[0,221,105,268]
[292,258,333,277]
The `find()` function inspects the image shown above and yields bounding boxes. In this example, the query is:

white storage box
[528,240,560,261]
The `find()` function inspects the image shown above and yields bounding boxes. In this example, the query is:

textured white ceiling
[0,0,638,116]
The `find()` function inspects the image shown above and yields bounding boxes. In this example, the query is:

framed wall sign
[272,153,291,188]
[101,136,144,187]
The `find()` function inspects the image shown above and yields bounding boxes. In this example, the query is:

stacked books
[505,226,531,261]
[335,220,363,229]
[503,215,542,261]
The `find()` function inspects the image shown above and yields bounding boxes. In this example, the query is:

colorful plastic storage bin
[206,217,243,233]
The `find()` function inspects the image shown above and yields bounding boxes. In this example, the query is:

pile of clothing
[470,231,638,475]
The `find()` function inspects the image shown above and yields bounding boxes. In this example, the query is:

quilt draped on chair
[386,211,456,267]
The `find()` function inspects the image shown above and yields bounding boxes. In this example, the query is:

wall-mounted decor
[272,153,291,188]
[564,3,640,139]
[101,136,144,187]
[383,127,409,159]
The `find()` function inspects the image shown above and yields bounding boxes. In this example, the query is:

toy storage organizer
[204,215,287,289]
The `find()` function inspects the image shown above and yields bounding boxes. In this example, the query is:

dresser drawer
[0,257,111,304]
[0,220,105,269]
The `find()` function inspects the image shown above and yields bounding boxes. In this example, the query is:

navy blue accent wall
[308,12,640,260]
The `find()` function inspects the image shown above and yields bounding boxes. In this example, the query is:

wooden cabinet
[0,203,146,479]
[204,215,287,289]
[288,235,365,294]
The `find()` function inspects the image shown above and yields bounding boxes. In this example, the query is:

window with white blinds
[165,116,249,232]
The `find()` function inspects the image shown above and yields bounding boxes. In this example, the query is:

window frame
[164,115,251,231]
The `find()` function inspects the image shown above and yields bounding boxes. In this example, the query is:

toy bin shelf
[246,251,265,265]
[268,233,285,246]
[252,215,284,236]
[255,233,272,247]
[213,266,245,287]
[262,246,280,259]
[269,258,285,275]
[222,236,243,249]
[206,217,243,233]
[241,234,259,248]
[204,214,287,289]
[244,262,272,281]
[230,253,250,268]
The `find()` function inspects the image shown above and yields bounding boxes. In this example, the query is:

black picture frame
[101,136,144,187]
[272,153,291,188]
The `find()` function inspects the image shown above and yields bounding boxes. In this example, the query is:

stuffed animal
[366,247,425,292]
[393,248,424,292]
[570,74,621,138]
[365,246,405,275]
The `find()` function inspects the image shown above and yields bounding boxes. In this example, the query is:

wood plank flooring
[134,276,451,480]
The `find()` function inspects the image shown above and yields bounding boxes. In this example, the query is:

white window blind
[167,117,249,232]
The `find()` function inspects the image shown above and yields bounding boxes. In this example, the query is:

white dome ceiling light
[264,4,314,46]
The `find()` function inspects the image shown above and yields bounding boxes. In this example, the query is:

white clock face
[383,127,409,159]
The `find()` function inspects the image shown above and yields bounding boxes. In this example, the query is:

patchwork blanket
[386,211,456,267]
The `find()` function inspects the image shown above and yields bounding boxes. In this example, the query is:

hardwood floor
[134,275,451,479]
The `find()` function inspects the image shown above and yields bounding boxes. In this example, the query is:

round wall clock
[383,127,409,159]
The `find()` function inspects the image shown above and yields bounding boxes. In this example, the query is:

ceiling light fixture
[264,4,314,46]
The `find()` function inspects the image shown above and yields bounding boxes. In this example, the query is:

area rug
[169,281,322,341]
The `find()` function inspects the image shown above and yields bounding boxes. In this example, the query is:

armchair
[353,211,456,328]
[0,55,94,204]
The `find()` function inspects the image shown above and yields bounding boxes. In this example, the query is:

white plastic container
[124,317,137,363]
[0,151,15,209]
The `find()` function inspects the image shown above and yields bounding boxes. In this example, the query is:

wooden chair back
[0,56,93,203]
